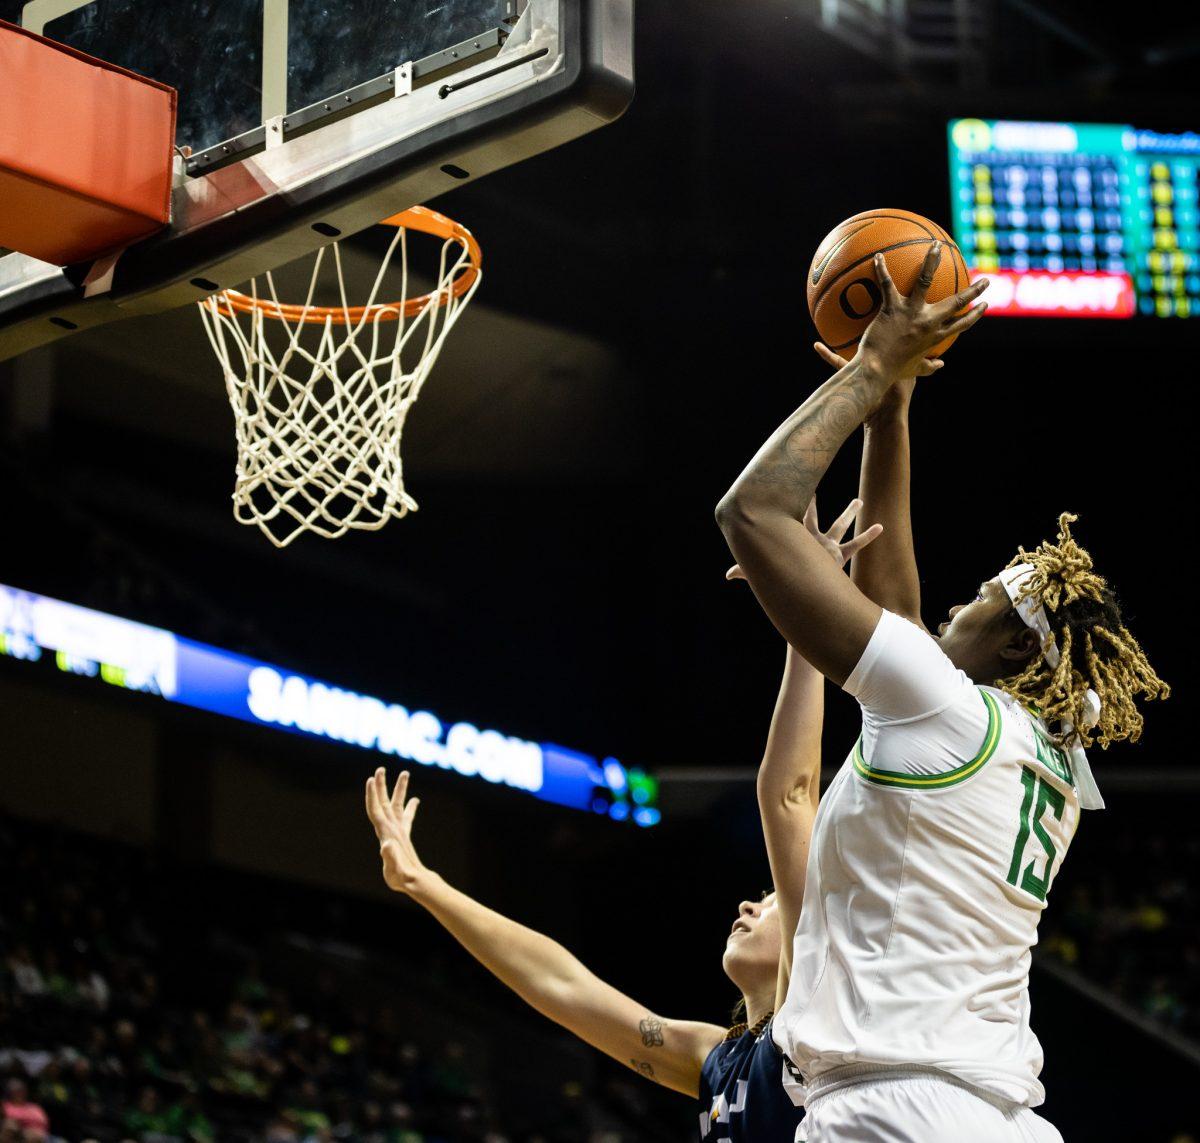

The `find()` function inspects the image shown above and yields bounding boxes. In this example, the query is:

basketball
[806,209,971,359]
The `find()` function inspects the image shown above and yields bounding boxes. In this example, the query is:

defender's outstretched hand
[857,243,987,380]
[727,496,881,581]
[363,775,726,1098]
[365,768,428,895]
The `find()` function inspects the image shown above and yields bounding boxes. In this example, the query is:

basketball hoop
[198,206,482,548]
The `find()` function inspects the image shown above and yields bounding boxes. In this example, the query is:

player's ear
[998,624,1040,664]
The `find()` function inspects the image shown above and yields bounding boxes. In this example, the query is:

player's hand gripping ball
[807,209,971,359]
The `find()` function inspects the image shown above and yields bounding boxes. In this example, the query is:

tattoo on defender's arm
[639,1016,664,1047]
[629,1058,657,1080]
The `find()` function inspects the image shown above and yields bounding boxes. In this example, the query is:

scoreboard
[949,119,1200,318]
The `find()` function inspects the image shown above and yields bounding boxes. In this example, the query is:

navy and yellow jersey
[698,1019,803,1142]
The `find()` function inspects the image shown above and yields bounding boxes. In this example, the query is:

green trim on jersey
[852,688,1002,789]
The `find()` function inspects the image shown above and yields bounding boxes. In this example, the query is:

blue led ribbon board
[0,581,660,826]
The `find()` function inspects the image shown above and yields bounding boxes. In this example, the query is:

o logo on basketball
[839,278,882,320]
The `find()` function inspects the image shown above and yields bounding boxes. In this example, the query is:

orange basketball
[806,209,970,359]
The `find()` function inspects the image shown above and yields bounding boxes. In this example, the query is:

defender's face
[722,893,782,983]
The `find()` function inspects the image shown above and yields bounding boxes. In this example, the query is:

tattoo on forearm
[639,1016,664,1047]
[744,363,884,502]
[629,1058,657,1080]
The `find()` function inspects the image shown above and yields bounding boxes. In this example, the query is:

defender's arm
[758,645,822,1012]
[366,770,725,1097]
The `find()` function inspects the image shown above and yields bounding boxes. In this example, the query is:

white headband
[998,563,1105,810]
[998,563,1061,665]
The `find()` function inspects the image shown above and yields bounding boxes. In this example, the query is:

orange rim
[213,206,482,325]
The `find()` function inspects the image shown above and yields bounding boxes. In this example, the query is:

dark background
[1,0,1196,1138]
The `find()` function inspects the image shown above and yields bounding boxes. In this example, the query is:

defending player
[364,501,881,1142]
[715,244,1168,1142]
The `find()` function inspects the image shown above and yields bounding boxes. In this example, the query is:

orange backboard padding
[0,18,177,266]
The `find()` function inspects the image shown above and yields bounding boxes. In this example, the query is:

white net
[198,211,481,548]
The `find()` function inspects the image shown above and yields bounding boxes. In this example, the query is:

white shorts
[796,1067,1064,1143]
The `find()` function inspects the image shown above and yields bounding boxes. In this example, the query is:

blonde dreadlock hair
[997,513,1169,748]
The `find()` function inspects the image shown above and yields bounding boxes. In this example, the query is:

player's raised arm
[813,344,932,630]
[364,769,725,1097]
[730,499,881,1011]
[756,643,821,1006]
[715,245,986,685]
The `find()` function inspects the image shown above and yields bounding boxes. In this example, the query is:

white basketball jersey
[774,611,1086,1108]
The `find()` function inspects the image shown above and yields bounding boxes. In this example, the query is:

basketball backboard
[0,0,633,361]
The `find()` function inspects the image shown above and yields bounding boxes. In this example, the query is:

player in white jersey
[715,243,1168,1142]
[365,500,884,1143]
